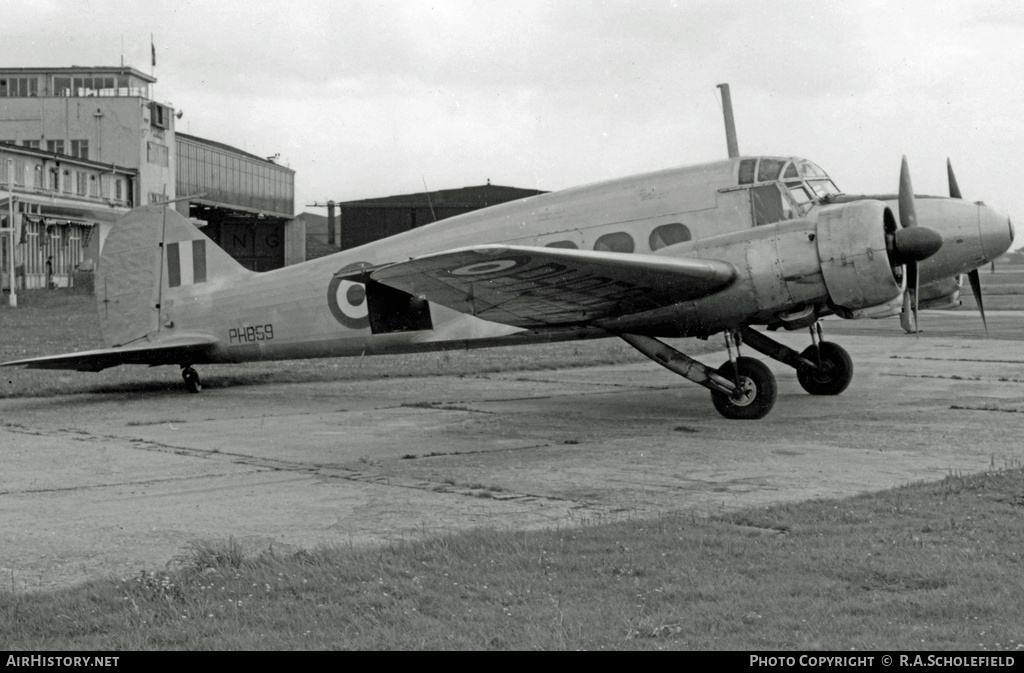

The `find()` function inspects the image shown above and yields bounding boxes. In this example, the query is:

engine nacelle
[815,201,905,317]
[917,275,962,310]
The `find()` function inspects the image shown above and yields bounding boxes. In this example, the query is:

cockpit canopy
[737,157,842,224]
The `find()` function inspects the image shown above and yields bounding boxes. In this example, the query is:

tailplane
[96,205,249,347]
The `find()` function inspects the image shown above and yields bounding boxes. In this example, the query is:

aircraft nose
[978,205,1014,261]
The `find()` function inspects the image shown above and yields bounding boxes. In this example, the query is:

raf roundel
[327,262,373,329]
[450,257,525,277]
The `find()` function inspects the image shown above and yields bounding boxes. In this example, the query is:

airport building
[0,65,299,294]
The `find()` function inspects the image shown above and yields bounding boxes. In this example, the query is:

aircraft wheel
[182,367,202,394]
[796,342,853,396]
[710,357,776,420]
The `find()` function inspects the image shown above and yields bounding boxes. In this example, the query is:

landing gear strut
[620,331,777,420]
[181,366,202,393]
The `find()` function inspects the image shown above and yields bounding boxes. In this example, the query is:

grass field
[954,268,1024,311]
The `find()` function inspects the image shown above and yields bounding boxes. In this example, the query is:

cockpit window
[797,160,828,179]
[738,159,756,185]
[783,163,799,179]
[786,182,816,210]
[758,158,786,182]
[807,179,840,200]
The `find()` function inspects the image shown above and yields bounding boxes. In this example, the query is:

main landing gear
[620,322,854,420]
[741,323,853,397]
[181,365,202,393]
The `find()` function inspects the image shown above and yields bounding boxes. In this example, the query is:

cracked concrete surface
[2,315,1024,592]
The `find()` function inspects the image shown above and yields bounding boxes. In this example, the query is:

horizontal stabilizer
[0,335,219,372]
[340,244,736,328]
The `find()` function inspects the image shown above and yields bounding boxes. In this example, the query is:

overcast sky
[7,1,1024,247]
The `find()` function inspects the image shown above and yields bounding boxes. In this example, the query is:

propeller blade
[900,261,921,335]
[948,161,987,335]
[894,157,933,335]
[912,263,920,334]
[898,156,918,228]
[947,158,963,199]
[967,268,989,336]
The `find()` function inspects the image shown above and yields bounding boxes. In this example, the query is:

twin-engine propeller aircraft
[1,152,1013,419]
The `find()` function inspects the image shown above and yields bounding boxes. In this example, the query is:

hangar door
[219,218,285,271]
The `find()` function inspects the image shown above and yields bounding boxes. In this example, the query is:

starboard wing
[0,335,220,372]
[339,245,736,328]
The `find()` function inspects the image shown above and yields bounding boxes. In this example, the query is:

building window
[13,159,25,186]
[53,77,71,96]
[49,168,59,191]
[23,140,41,149]
[114,179,123,202]
[62,170,72,194]
[150,102,170,129]
[47,140,65,155]
[89,175,99,197]
[71,140,89,161]
[147,142,169,167]
[76,171,88,196]
[0,77,38,97]
[594,232,635,254]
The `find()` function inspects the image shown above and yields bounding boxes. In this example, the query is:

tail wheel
[710,357,777,420]
[796,342,853,395]
[182,367,202,394]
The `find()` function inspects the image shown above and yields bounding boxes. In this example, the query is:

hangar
[306,182,546,251]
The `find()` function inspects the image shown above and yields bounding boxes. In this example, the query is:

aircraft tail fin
[96,204,249,347]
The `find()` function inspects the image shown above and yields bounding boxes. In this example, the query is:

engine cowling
[815,201,905,317]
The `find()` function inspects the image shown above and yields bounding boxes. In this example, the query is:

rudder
[96,205,248,347]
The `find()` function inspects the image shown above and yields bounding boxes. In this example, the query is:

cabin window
[545,240,578,249]
[751,185,786,226]
[649,223,692,250]
[757,158,786,182]
[738,159,756,185]
[594,232,635,253]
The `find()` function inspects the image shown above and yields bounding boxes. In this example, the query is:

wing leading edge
[0,335,220,372]
[340,245,737,328]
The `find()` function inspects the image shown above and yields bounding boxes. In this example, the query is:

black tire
[182,367,202,394]
[796,341,853,395]
[710,356,777,420]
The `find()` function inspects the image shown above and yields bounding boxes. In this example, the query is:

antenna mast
[717,83,740,159]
